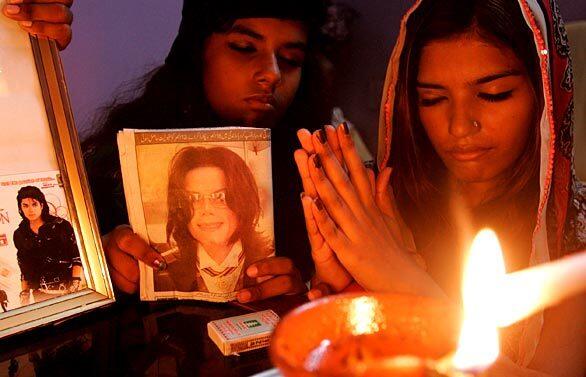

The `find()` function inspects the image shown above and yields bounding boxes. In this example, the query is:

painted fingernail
[308,290,322,300]
[247,266,258,277]
[313,154,322,169]
[316,129,326,144]
[5,5,20,15]
[238,290,251,302]
[19,21,33,28]
[153,259,167,271]
[364,160,375,170]
[300,192,306,200]
[315,198,324,211]
[342,121,350,135]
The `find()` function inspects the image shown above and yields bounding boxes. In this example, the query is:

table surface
[0,294,307,377]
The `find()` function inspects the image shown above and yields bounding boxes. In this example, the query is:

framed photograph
[118,128,275,302]
[0,14,114,337]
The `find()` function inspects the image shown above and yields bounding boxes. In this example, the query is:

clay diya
[270,293,462,376]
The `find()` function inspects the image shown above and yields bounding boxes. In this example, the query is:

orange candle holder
[270,293,462,376]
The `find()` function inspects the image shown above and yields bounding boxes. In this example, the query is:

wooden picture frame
[0,21,114,338]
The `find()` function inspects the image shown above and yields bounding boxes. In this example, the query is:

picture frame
[0,19,114,338]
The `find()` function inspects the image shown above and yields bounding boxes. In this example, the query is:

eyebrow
[416,69,523,89]
[475,69,522,84]
[228,25,307,51]
[187,189,227,195]
[229,25,264,40]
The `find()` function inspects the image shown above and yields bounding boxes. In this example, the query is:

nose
[254,53,281,90]
[448,101,480,138]
[202,197,215,212]
[194,197,214,214]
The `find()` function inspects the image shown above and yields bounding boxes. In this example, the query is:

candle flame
[453,229,505,371]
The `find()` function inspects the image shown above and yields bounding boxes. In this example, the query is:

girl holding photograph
[295,0,585,375]
[81,0,353,302]
[4,0,352,303]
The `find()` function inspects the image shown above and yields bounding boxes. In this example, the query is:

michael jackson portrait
[14,186,83,305]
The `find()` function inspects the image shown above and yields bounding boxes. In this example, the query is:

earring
[473,120,480,128]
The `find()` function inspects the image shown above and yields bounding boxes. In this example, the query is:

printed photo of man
[13,186,83,305]
[154,146,273,294]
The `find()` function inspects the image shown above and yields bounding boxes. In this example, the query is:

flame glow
[452,229,505,371]
[349,296,381,335]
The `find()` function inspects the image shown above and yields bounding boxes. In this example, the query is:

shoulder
[13,221,27,239]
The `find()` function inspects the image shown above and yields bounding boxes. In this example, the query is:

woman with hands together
[295,0,585,375]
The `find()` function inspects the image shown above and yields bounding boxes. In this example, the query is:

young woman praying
[295,0,585,375]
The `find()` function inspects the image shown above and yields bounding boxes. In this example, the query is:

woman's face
[184,167,239,249]
[416,32,536,185]
[20,198,43,222]
[202,18,308,128]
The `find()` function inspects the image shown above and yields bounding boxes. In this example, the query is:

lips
[447,146,493,162]
[245,93,276,111]
[197,222,223,232]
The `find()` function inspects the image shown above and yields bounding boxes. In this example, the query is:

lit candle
[432,229,505,376]
[270,230,586,376]
[439,232,586,376]
[452,229,504,373]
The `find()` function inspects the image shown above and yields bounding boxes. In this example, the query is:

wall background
[62,0,585,151]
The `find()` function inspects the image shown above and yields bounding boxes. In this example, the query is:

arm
[19,279,31,306]
[62,219,82,266]
[58,219,84,292]
[15,233,32,304]
[14,230,33,288]
[2,0,74,50]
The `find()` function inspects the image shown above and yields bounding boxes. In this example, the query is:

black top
[13,216,82,289]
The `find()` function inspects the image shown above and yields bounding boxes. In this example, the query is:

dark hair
[82,0,334,155]
[166,146,263,249]
[16,186,51,223]
[390,0,542,226]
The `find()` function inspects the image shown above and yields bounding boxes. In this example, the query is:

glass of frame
[0,14,114,337]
